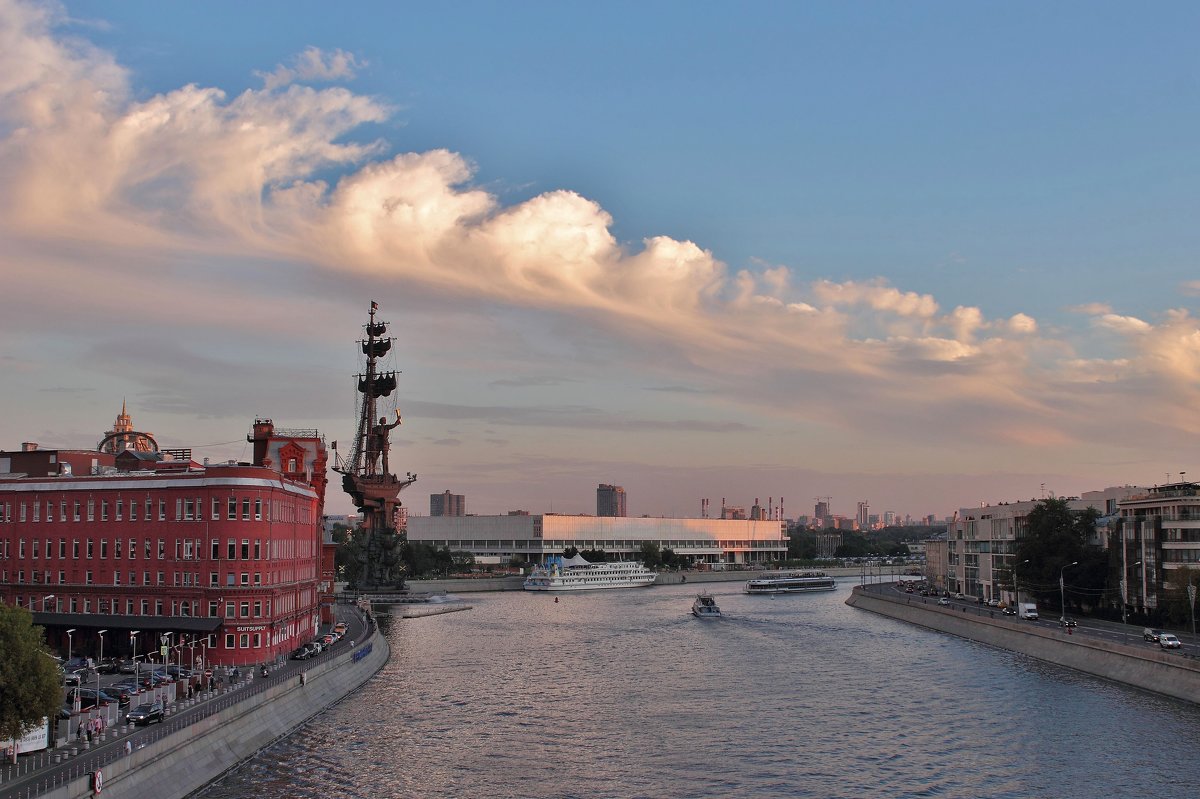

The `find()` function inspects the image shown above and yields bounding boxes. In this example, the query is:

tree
[0,605,60,761]
[1015,498,1102,612]
[580,549,608,562]
[562,546,579,559]
[637,541,663,570]
[449,550,475,573]
[1160,565,1200,629]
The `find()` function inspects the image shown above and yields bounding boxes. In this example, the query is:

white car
[937,597,950,606]
[1159,633,1182,650]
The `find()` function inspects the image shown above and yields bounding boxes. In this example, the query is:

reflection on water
[199,580,1200,799]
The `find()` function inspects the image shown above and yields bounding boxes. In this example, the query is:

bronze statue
[370,409,402,475]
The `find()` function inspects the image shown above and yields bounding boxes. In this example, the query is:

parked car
[96,658,122,675]
[140,670,169,688]
[63,688,117,711]
[105,685,134,708]
[1144,628,1164,643]
[118,660,138,674]
[62,668,93,686]
[126,701,165,725]
[289,645,312,660]
[985,598,1001,607]
[166,665,194,679]
[1159,633,1182,649]
[937,597,951,606]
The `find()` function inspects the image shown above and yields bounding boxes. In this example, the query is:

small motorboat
[692,592,722,619]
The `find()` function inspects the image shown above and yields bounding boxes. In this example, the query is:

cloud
[2,0,1200,502]
[1067,302,1113,315]
[257,47,363,91]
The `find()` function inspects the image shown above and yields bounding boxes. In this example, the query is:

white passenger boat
[523,554,657,591]
[745,571,837,595]
[691,592,722,618]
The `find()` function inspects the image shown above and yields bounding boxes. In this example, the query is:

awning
[30,613,223,633]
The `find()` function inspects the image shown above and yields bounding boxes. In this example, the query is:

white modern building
[406,514,787,565]
[1115,481,1200,614]
[946,486,1143,602]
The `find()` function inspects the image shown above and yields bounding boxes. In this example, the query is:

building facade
[407,514,787,565]
[596,484,627,517]
[430,491,466,517]
[1115,481,1200,614]
[0,417,328,667]
[944,487,1142,603]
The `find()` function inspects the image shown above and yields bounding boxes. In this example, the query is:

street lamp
[1013,559,1029,607]
[96,630,107,722]
[1060,561,1078,623]
[1122,561,1141,626]
[66,628,76,666]
[29,593,55,611]
[130,630,140,685]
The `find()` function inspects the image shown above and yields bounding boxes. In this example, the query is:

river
[198,579,1200,798]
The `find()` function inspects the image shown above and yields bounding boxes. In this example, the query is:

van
[1019,603,1039,620]
[333,622,347,636]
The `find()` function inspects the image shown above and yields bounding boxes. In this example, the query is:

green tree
[0,605,61,760]
[638,541,663,570]
[580,549,608,562]
[562,546,579,559]
[1160,565,1200,629]
[335,528,365,586]
[449,550,476,573]
[787,529,817,561]
[1015,498,1102,613]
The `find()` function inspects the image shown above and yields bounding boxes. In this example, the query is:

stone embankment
[19,622,390,799]
[847,584,1200,705]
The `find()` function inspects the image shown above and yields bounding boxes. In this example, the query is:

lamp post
[1122,560,1141,626]
[28,593,55,611]
[1013,559,1029,607]
[1060,561,1078,624]
[66,628,76,666]
[96,630,107,723]
[130,630,140,687]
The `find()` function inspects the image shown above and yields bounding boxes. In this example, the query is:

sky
[1,0,1198,522]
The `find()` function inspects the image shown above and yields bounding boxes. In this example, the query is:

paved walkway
[0,603,373,799]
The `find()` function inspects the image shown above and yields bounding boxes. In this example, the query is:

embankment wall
[846,586,1200,705]
[51,632,390,799]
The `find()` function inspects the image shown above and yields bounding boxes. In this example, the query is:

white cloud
[258,46,363,91]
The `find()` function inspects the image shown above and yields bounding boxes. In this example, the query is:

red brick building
[0,416,328,668]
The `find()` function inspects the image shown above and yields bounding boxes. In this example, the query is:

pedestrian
[86,726,92,744]
[76,722,83,741]
[124,740,132,756]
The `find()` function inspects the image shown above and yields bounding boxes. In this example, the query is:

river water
[199,579,1200,798]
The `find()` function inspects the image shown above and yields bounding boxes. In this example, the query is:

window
[254,498,262,521]
[226,573,235,586]
[145,539,151,559]
[100,501,108,521]
[183,540,194,560]
[158,539,164,559]
[227,540,235,560]
[242,498,251,521]
[254,540,261,560]
[59,501,66,521]
[126,599,134,615]
[253,600,262,617]
[115,500,123,521]
[155,600,162,615]
[240,572,249,585]
[33,503,39,522]
[240,601,250,618]
[253,633,261,648]
[87,499,94,521]
[115,539,122,558]
[86,539,94,558]
[208,601,219,617]
[130,539,136,559]
[227,497,236,520]
[175,499,182,521]
[157,571,164,586]
[141,599,149,615]
[143,571,150,586]
[86,570,93,585]
[113,572,121,585]
[241,540,249,560]
[254,572,262,585]
[212,540,219,560]
[225,602,234,619]
[212,498,221,521]
[72,539,79,558]
[158,500,165,521]
[184,498,194,521]
[129,500,137,522]
[72,501,80,522]
[18,539,25,558]
[100,539,107,558]
[57,571,64,584]
[226,633,235,649]
[209,572,218,586]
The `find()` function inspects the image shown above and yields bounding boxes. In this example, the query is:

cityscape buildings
[430,490,466,517]
[0,410,330,667]
[596,484,627,518]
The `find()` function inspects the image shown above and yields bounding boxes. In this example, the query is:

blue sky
[1,0,1197,520]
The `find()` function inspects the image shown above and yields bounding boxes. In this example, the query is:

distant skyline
[1,1,1197,520]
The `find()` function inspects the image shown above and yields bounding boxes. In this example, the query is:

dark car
[140,671,169,688]
[290,645,314,660]
[62,668,94,686]
[126,701,165,725]
[166,665,194,679]
[105,685,135,708]
[1144,628,1164,643]
[64,688,117,711]
[118,660,138,675]
[96,658,122,675]
[1061,617,1078,628]
[1002,607,1017,616]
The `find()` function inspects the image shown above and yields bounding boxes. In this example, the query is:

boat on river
[523,554,657,591]
[745,571,837,595]
[692,592,722,618]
